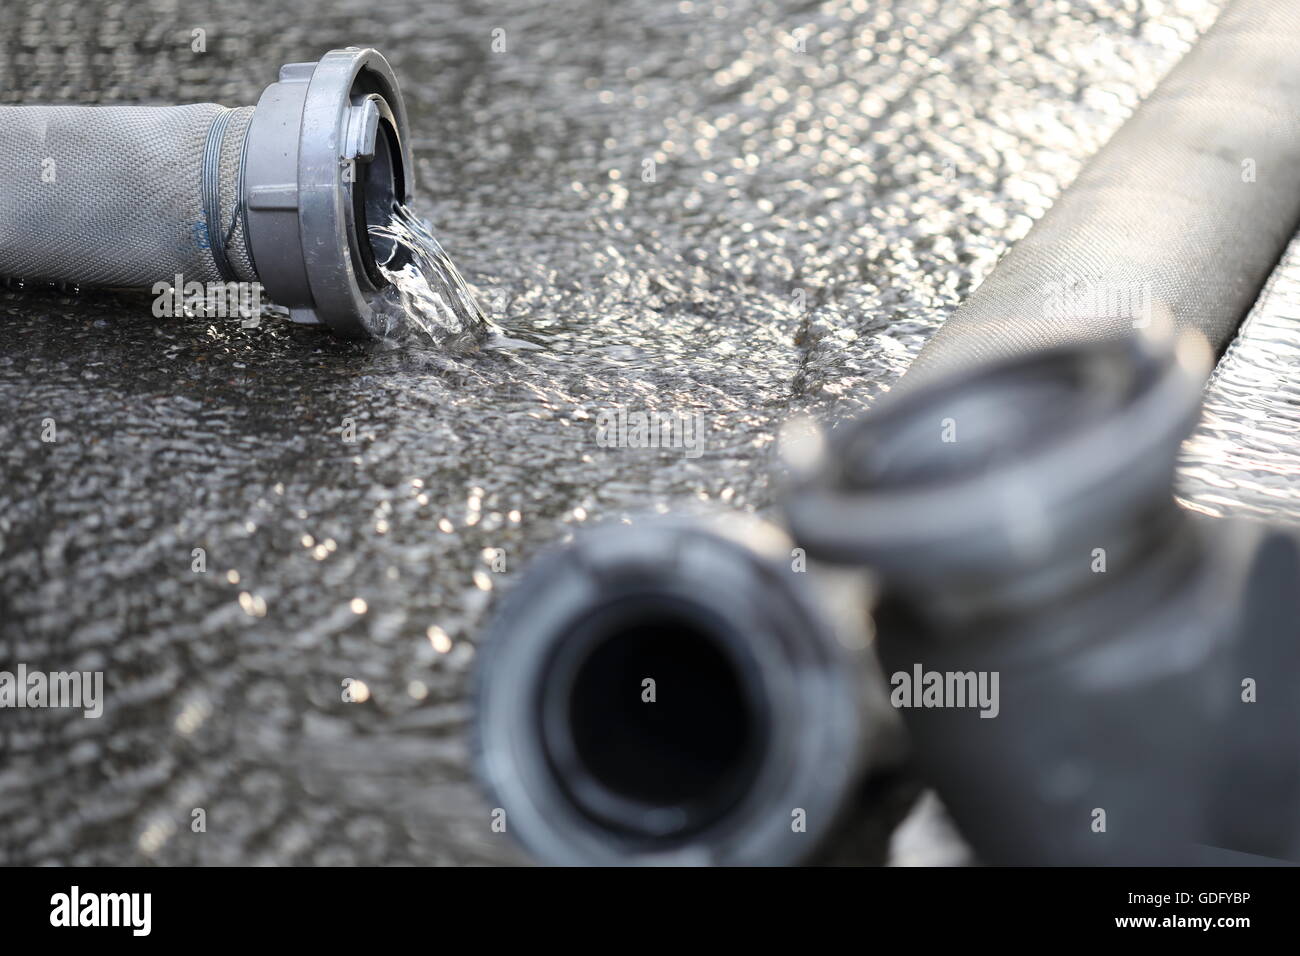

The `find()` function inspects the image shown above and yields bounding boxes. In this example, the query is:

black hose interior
[546,599,768,835]
[351,116,403,286]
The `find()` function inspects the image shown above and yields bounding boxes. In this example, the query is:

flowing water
[366,205,495,351]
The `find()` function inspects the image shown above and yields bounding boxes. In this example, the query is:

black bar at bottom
[0,864,1287,942]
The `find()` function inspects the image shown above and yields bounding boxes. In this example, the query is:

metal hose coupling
[0,47,411,337]
[472,515,901,865]
[785,326,1300,864]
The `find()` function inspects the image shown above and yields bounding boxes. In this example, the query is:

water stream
[366,204,495,351]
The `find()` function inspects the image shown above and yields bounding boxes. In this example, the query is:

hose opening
[475,520,880,864]
[350,116,405,287]
[541,597,769,839]
[838,342,1145,494]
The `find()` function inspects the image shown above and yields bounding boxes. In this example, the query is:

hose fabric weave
[0,103,256,287]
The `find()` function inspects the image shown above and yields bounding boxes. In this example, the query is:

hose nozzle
[785,326,1300,864]
[243,47,413,336]
[472,517,889,865]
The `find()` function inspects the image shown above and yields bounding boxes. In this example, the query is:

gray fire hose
[0,47,412,337]
[900,0,1300,389]
[786,327,1300,864]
